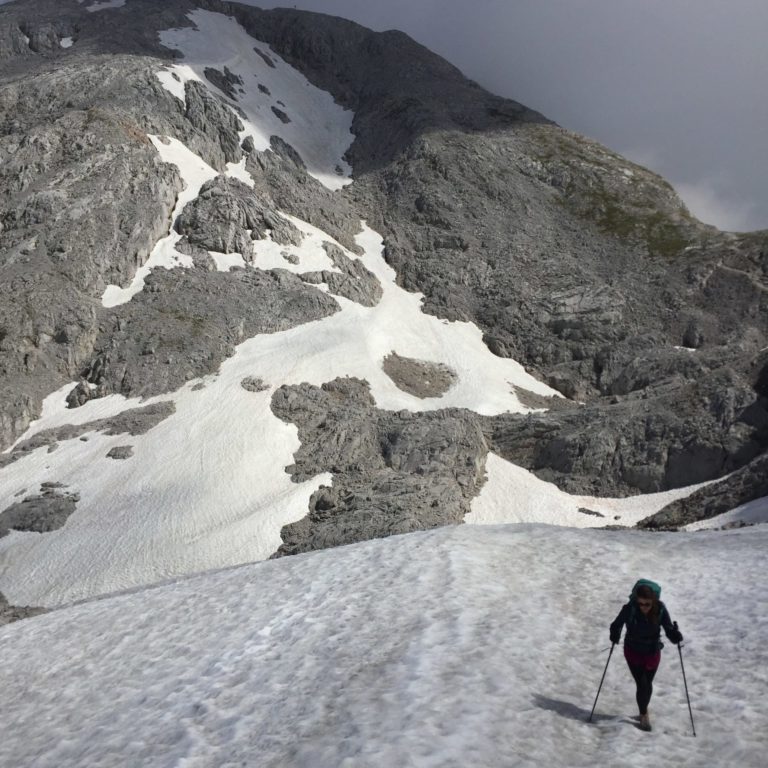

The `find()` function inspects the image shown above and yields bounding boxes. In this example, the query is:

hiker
[609,579,683,732]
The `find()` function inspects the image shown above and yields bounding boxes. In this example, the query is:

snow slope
[2,524,766,767]
[157,10,354,190]
[468,452,713,528]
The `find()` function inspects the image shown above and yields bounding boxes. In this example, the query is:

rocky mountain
[1,0,766,617]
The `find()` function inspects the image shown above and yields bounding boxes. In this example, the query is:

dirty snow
[2,524,765,768]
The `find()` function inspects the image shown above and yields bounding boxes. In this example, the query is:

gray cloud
[252,0,767,232]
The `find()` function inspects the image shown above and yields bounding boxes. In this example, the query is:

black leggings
[627,664,657,715]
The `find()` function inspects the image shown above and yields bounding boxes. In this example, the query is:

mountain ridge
[0,0,766,616]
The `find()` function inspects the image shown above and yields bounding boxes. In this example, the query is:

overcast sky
[254,0,767,232]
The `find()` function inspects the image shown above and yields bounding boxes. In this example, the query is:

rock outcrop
[271,378,488,556]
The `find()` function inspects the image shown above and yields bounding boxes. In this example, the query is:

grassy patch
[528,127,695,258]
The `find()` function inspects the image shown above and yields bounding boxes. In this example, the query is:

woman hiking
[609,579,683,732]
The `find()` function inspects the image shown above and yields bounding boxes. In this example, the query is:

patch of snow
[1,524,766,767]
[59,37,74,48]
[467,452,714,528]
[674,346,697,352]
[157,10,354,190]
[225,157,255,187]
[685,495,768,530]
[101,135,217,307]
[209,250,247,271]
[251,215,339,274]
[85,0,126,12]
[155,64,190,104]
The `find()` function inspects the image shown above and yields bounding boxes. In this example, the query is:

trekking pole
[587,643,615,722]
[676,625,696,737]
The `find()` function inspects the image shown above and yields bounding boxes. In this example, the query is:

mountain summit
[0,0,766,612]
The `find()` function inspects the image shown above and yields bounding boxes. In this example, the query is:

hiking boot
[639,713,652,732]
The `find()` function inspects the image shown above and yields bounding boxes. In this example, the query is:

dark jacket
[610,600,681,654]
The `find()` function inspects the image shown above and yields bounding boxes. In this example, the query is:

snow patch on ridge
[467,452,713,528]
[157,9,354,190]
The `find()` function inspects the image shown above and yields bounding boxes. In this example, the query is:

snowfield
[2,524,766,767]
[157,9,355,190]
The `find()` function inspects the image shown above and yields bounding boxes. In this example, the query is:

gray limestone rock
[204,65,243,101]
[483,364,767,496]
[511,386,572,412]
[300,242,382,306]
[253,47,276,69]
[183,79,243,166]
[0,590,46,626]
[71,266,339,403]
[0,484,80,537]
[270,106,290,124]
[1,401,175,468]
[241,376,269,392]
[106,445,134,460]
[637,452,768,530]
[322,242,382,306]
[175,175,303,254]
[244,135,362,255]
[382,352,456,398]
[271,378,488,556]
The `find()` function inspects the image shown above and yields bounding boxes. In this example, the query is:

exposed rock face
[106,445,134,460]
[175,175,303,254]
[243,135,363,255]
[382,353,456,398]
[0,483,80,537]
[638,452,768,530]
[70,266,338,403]
[483,364,767,496]
[271,378,488,556]
[240,376,269,393]
[203,65,243,101]
[0,401,176,468]
[300,242,382,306]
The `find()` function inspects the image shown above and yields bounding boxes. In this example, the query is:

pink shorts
[624,645,661,671]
